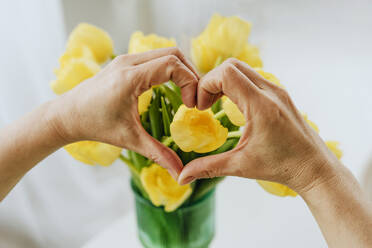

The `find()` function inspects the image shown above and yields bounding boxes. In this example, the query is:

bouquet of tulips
[51,14,343,213]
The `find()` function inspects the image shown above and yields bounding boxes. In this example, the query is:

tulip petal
[128,31,176,54]
[67,23,113,64]
[64,141,122,166]
[170,105,228,153]
[51,58,100,95]
[326,141,343,159]
[257,180,297,197]
[138,88,153,114]
[141,164,192,212]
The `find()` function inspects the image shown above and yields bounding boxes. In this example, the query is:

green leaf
[140,111,151,133]
[191,177,225,202]
[160,96,171,136]
[209,138,239,155]
[148,88,163,140]
[211,98,222,113]
[128,150,148,171]
[159,85,183,113]
[167,81,181,96]
[119,154,149,199]
[177,150,197,164]
[220,114,240,131]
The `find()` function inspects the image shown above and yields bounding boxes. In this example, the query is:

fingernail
[179,176,195,185]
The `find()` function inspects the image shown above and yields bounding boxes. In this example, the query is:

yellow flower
[222,96,246,126]
[170,105,228,153]
[191,14,262,73]
[257,180,297,197]
[223,68,281,126]
[59,45,95,67]
[128,31,175,114]
[64,141,122,166]
[141,163,192,212]
[51,58,100,95]
[67,23,113,64]
[128,31,176,54]
[326,141,343,159]
[138,89,153,114]
[237,44,263,68]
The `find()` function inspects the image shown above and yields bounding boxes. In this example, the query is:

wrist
[286,153,342,197]
[295,158,346,200]
[43,97,77,146]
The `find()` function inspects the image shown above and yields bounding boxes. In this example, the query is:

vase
[131,180,216,248]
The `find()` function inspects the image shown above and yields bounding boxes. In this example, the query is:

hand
[52,47,199,178]
[178,58,340,194]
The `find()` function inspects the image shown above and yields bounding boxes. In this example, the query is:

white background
[1,0,372,247]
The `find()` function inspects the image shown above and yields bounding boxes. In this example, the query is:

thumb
[133,129,183,180]
[178,150,238,185]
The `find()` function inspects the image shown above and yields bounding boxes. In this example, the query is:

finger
[134,55,198,107]
[224,58,274,89]
[197,61,260,110]
[131,124,183,180]
[178,150,239,185]
[117,47,199,79]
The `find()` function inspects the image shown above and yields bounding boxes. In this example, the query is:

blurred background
[0,0,372,247]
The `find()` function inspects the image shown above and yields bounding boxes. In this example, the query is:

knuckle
[222,62,236,76]
[165,54,180,66]
[114,54,129,64]
[169,47,183,57]
[225,57,240,66]
[276,87,292,104]
[202,169,215,179]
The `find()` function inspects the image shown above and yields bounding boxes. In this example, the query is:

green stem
[161,136,174,147]
[214,109,226,120]
[227,130,242,139]
[119,154,140,177]
[111,54,117,59]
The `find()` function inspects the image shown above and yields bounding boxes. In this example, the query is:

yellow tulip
[326,141,343,159]
[237,43,263,68]
[191,36,219,74]
[128,31,176,54]
[51,58,100,95]
[64,141,122,166]
[191,14,262,73]
[59,45,95,67]
[222,96,246,126]
[257,180,297,197]
[67,23,114,64]
[141,163,192,212]
[138,88,153,114]
[170,105,228,153]
[128,31,175,114]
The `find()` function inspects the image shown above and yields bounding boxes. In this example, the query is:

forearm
[0,100,67,200]
[301,163,372,248]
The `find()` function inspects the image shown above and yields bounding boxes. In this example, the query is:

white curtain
[0,1,132,247]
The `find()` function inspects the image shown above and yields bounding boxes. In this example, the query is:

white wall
[0,0,371,247]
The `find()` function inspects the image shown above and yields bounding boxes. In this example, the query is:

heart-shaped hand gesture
[56,49,340,195]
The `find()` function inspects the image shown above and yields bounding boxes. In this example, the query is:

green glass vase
[131,181,216,248]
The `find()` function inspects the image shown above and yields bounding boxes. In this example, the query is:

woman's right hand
[52,48,199,179]
[179,58,340,194]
